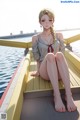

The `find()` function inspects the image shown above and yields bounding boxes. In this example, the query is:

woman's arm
[32,35,40,61]
[56,32,64,41]
[56,32,65,53]
[31,35,40,76]
[36,60,41,76]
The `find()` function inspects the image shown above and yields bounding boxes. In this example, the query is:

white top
[32,35,65,62]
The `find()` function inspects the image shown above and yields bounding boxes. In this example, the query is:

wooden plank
[67,58,80,86]
[66,56,80,75]
[0,39,32,48]
[33,61,40,90]
[69,69,80,85]
[26,57,35,91]
[59,80,64,89]
[65,49,80,71]
[45,80,51,89]
[26,72,34,91]
[33,77,40,90]
[40,77,46,89]
[64,34,80,44]
[69,73,77,87]
[49,82,53,89]
[25,51,80,93]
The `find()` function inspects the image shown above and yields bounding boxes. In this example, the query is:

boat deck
[20,52,80,120]
[25,53,80,93]
[21,94,80,120]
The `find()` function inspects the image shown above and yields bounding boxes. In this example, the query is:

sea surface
[0,36,31,98]
[0,30,80,98]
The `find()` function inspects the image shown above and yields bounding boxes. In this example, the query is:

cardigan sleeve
[32,40,40,61]
[59,39,65,53]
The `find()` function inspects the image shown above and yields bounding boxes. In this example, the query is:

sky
[0,0,80,36]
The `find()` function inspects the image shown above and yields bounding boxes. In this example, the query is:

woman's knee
[56,52,64,61]
[45,53,55,62]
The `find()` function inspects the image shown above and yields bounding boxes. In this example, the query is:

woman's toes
[67,99,77,112]
[62,107,66,112]
[65,95,77,112]
[67,106,72,112]
[55,106,66,112]
[72,105,77,111]
[55,107,62,112]
[54,98,66,112]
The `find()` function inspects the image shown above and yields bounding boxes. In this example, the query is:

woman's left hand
[31,71,40,77]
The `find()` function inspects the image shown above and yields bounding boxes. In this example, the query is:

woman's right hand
[31,71,40,77]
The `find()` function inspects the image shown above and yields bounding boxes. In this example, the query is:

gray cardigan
[32,35,65,62]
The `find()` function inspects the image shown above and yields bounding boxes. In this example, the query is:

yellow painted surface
[7,52,31,120]
[64,34,80,45]
[25,49,80,93]
[0,33,80,48]
[65,49,80,71]
[0,39,32,48]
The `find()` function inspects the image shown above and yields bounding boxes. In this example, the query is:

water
[0,36,32,98]
[0,30,80,99]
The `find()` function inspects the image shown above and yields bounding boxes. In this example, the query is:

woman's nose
[45,21,49,24]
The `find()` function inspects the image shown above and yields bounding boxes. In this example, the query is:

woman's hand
[31,71,40,77]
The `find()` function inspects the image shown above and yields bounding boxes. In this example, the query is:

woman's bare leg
[39,53,66,112]
[56,52,77,112]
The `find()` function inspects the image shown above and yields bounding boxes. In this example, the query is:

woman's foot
[65,95,77,112]
[54,95,66,112]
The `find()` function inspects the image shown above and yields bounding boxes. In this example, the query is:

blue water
[0,30,80,99]
[0,36,32,98]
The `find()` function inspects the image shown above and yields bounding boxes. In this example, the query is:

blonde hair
[39,9,56,42]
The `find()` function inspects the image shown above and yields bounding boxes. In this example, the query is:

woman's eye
[41,19,52,22]
[41,19,45,22]
[49,19,52,22]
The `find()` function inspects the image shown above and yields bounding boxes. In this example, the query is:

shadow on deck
[21,92,80,120]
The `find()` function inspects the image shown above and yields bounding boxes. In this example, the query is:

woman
[31,9,77,112]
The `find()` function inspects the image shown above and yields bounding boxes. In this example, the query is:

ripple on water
[0,46,25,98]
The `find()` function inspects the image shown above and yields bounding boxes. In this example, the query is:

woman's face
[40,14,53,30]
